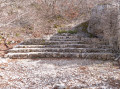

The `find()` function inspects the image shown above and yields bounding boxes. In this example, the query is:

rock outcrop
[88,2,120,52]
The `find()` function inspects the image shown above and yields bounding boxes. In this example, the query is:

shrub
[15,33,20,37]
[81,21,89,33]
[6,41,11,45]
[89,33,96,38]
[68,30,77,34]
[53,24,61,28]
[58,30,67,34]
[75,21,89,33]
[0,35,2,39]
[58,30,77,34]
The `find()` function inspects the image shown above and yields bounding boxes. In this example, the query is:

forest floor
[0,58,120,89]
[0,44,17,57]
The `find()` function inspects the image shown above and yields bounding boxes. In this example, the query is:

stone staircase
[5,33,116,59]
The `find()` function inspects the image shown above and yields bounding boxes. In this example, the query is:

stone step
[49,38,80,41]
[54,33,79,36]
[14,44,112,49]
[21,41,82,45]
[9,48,113,53]
[45,35,108,42]
[49,36,79,39]
[5,52,115,60]
[49,37,108,43]
[21,40,109,45]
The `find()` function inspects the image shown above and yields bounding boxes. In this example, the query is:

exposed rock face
[117,3,120,52]
[88,3,120,51]
[88,5,106,38]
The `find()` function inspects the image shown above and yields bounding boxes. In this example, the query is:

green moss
[75,21,89,33]
[15,33,20,37]
[40,39,46,45]
[52,15,64,20]
[89,33,95,38]
[53,24,61,28]
[75,21,97,38]
[68,30,77,34]
[6,41,11,45]
[57,30,77,34]
[58,30,67,34]
[0,35,2,39]
[81,21,89,33]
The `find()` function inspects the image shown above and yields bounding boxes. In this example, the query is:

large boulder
[88,3,120,51]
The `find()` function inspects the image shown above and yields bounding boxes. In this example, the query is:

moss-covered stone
[75,21,97,38]
[68,30,77,34]
[81,21,89,33]
[75,21,89,33]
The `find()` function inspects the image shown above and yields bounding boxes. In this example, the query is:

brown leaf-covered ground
[0,58,120,89]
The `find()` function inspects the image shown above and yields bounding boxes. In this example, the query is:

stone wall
[88,3,120,52]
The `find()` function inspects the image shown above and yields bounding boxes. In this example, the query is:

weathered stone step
[49,37,108,43]
[45,36,108,42]
[5,52,115,60]
[9,48,113,53]
[49,38,80,41]
[21,40,109,45]
[54,33,79,36]
[21,41,81,45]
[15,44,112,49]
[49,36,79,39]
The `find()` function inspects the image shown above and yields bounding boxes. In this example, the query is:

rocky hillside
[0,0,116,38]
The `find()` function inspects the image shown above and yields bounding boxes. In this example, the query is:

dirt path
[0,58,120,89]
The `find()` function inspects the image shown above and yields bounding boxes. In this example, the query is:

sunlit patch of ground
[0,58,120,89]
